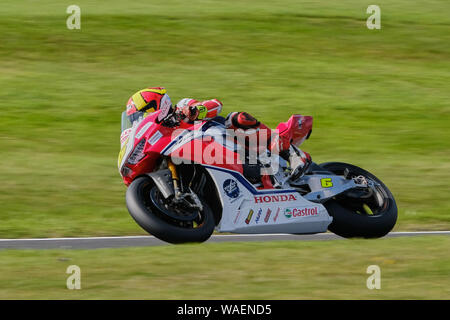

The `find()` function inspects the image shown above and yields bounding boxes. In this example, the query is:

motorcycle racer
[124,87,222,124]
[120,88,397,243]
[123,86,311,180]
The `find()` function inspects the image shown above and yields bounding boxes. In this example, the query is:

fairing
[119,111,334,234]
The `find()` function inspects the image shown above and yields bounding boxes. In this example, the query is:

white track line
[0,231,449,242]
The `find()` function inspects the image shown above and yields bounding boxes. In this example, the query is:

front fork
[167,159,203,210]
[167,158,181,198]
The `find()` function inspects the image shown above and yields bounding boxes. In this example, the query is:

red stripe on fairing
[168,139,244,174]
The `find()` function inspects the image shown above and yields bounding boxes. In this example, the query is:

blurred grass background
[0,0,449,237]
[0,236,449,299]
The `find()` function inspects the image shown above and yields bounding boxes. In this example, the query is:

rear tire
[320,162,397,238]
[126,176,216,244]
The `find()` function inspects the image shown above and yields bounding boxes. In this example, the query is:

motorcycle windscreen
[120,111,144,132]
[121,111,132,132]
[122,110,147,131]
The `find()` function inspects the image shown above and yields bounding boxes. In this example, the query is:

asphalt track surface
[0,231,449,250]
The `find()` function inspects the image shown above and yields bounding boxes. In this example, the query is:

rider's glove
[181,105,200,122]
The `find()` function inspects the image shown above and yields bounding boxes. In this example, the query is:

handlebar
[161,111,182,128]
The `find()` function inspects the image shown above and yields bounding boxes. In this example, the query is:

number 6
[321,178,333,188]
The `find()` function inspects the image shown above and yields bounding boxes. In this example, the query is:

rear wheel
[126,176,216,244]
[320,162,397,238]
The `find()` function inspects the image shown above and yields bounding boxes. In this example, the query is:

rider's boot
[280,145,312,180]
[271,128,312,180]
[289,146,312,180]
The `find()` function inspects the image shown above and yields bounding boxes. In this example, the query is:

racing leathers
[175,99,311,184]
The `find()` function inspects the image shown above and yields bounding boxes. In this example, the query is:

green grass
[0,0,449,237]
[0,236,449,299]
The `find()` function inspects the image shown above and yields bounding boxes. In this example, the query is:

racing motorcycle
[118,106,397,244]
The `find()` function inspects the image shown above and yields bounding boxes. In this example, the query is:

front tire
[126,176,216,244]
[320,162,397,238]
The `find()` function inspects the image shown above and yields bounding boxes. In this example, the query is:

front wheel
[320,162,397,238]
[126,176,216,244]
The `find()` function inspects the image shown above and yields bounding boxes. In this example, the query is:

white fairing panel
[205,166,333,234]
[118,121,139,172]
